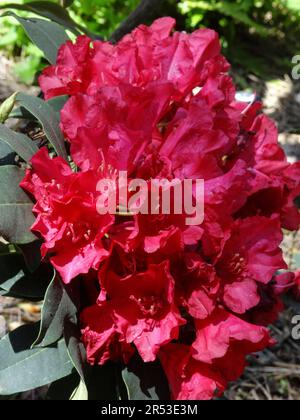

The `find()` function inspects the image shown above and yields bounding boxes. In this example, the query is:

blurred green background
[1,0,300,85]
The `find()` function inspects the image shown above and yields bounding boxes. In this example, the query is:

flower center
[66,222,92,244]
[130,294,165,318]
[227,253,246,276]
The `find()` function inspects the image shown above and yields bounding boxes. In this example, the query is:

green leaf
[0,1,81,35]
[70,379,88,400]
[33,275,77,348]
[0,142,15,166]
[17,93,68,160]
[17,240,42,273]
[0,288,11,296]
[0,166,36,244]
[294,195,300,209]
[64,319,88,400]
[3,13,69,64]
[47,95,69,113]
[0,253,52,300]
[13,54,42,85]
[47,372,80,400]
[0,92,18,124]
[122,354,170,400]
[8,106,35,121]
[61,0,75,8]
[288,0,300,11]
[0,324,74,395]
[215,2,269,35]
[0,124,38,162]
[64,319,86,381]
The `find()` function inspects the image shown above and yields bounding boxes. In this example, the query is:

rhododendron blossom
[21,17,300,400]
[95,171,205,226]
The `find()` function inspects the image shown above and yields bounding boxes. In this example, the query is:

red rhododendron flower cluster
[21,18,300,400]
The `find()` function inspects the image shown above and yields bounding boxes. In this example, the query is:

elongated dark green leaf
[47,95,68,113]
[64,319,88,400]
[17,93,67,160]
[0,1,81,35]
[17,240,42,273]
[70,380,88,400]
[61,0,74,7]
[0,166,36,244]
[0,141,15,166]
[0,124,38,162]
[0,252,53,299]
[9,106,36,120]
[3,13,69,64]
[0,288,10,296]
[47,372,80,400]
[33,276,77,347]
[122,354,170,400]
[64,319,86,381]
[0,324,74,395]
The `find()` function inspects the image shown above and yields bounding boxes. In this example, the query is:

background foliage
[178,0,300,79]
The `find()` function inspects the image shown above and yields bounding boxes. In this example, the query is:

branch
[110,0,163,43]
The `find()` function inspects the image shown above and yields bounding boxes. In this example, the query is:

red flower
[159,344,226,400]
[39,35,93,99]
[216,216,286,314]
[172,253,220,320]
[160,309,273,400]
[80,304,135,366]
[248,271,295,326]
[234,112,300,230]
[20,17,300,400]
[81,261,185,363]
[39,17,224,101]
[159,77,239,180]
[60,84,173,172]
[21,148,113,283]
[192,309,273,369]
